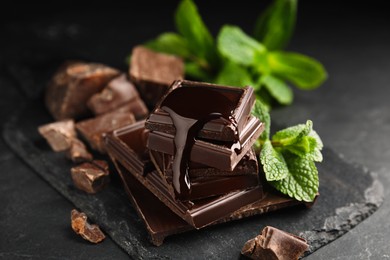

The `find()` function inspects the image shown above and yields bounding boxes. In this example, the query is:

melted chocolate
[160,87,240,200]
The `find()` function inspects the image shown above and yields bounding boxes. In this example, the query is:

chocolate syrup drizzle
[161,87,240,200]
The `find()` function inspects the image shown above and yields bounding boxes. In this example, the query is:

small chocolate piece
[87,74,148,119]
[66,138,93,163]
[38,119,76,152]
[241,226,309,260]
[71,209,105,243]
[145,80,256,142]
[45,61,120,120]
[70,160,110,194]
[129,46,184,107]
[76,111,136,153]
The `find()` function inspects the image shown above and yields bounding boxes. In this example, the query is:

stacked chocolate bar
[105,80,265,231]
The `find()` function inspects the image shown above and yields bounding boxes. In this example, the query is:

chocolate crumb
[66,138,93,163]
[71,209,105,243]
[241,226,309,260]
[71,160,110,194]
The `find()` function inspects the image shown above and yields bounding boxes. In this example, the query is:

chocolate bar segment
[147,116,264,171]
[129,46,184,107]
[145,80,255,142]
[87,74,148,119]
[76,111,136,153]
[45,61,120,120]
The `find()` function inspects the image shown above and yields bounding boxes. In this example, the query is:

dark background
[1,1,390,259]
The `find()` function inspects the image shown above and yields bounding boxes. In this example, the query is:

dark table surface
[1,1,390,259]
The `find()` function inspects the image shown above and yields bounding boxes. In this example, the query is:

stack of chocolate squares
[105,80,271,242]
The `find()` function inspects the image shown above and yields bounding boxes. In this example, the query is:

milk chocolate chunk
[129,46,184,107]
[87,74,148,119]
[145,80,256,142]
[71,209,105,243]
[76,111,136,153]
[45,61,120,120]
[38,119,76,152]
[241,226,309,260]
[70,160,110,194]
[66,138,93,163]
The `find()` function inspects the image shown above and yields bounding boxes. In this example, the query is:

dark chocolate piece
[105,121,264,229]
[241,226,309,260]
[145,80,255,142]
[87,74,148,119]
[147,116,264,171]
[45,61,120,120]
[70,160,110,194]
[129,46,184,107]
[66,138,93,163]
[76,111,136,153]
[71,209,106,243]
[38,119,76,152]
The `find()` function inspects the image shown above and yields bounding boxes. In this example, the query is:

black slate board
[2,100,383,259]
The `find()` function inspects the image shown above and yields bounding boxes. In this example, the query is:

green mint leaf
[284,136,312,156]
[271,155,319,202]
[254,0,297,50]
[260,140,289,181]
[272,120,312,146]
[175,0,218,66]
[252,99,271,141]
[144,32,190,58]
[217,25,266,67]
[261,74,293,105]
[268,51,327,89]
[215,62,255,87]
[309,129,323,150]
[185,62,212,81]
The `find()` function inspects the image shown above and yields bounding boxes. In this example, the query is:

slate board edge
[2,103,384,259]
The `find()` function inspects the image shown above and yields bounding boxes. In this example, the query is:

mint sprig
[253,100,322,202]
[143,0,327,107]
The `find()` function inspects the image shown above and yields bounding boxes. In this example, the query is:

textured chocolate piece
[147,116,264,171]
[241,226,309,260]
[71,209,106,243]
[105,121,264,229]
[38,119,76,152]
[87,74,148,119]
[66,138,93,163]
[70,160,110,194]
[45,61,120,120]
[76,111,136,153]
[129,46,184,107]
[145,80,255,142]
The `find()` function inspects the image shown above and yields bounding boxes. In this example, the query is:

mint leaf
[268,51,327,89]
[185,62,212,81]
[252,99,270,141]
[309,130,323,150]
[254,0,297,50]
[261,74,293,105]
[144,32,190,58]
[260,140,289,181]
[175,0,218,66]
[272,120,312,146]
[215,62,255,87]
[271,155,319,202]
[217,25,266,66]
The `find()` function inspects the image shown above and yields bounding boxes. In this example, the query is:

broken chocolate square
[70,160,110,194]
[66,138,93,163]
[129,46,184,107]
[71,209,105,243]
[38,119,76,152]
[45,61,120,120]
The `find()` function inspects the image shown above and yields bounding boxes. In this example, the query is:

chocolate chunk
[45,61,120,120]
[147,116,264,171]
[38,119,76,152]
[105,121,264,229]
[70,160,110,194]
[241,226,309,260]
[71,209,105,243]
[76,111,136,153]
[145,80,256,142]
[87,74,148,119]
[66,138,93,163]
[129,46,184,107]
